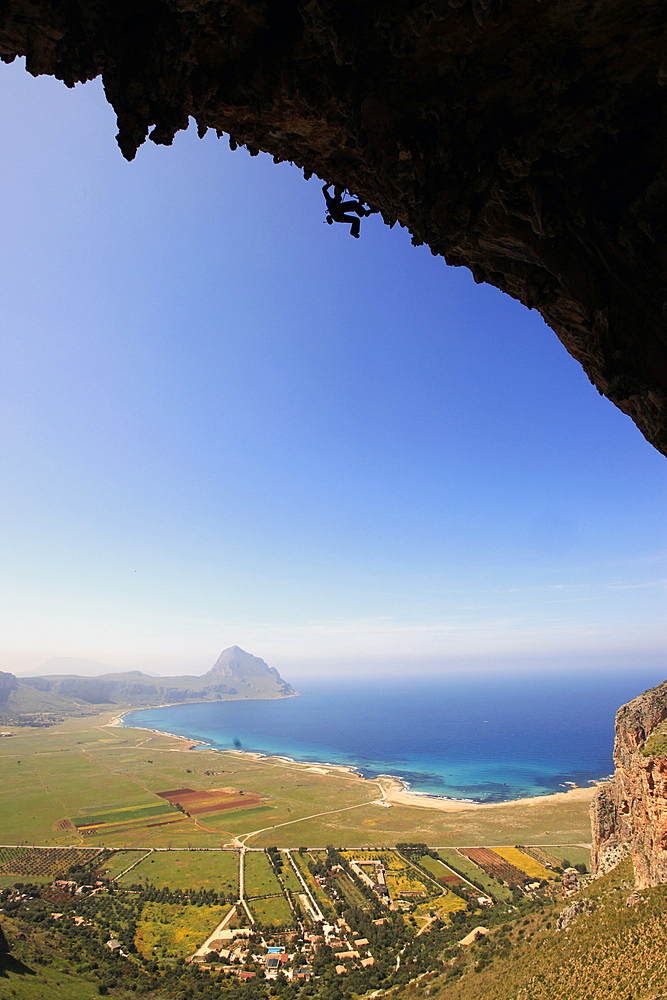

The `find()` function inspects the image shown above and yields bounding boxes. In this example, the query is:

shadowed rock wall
[2,0,667,453]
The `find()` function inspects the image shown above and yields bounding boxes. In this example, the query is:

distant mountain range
[15,656,121,677]
[0,646,295,723]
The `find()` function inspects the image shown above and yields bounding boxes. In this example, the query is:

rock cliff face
[591,681,667,888]
[1,0,667,454]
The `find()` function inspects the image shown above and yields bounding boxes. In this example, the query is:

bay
[121,668,665,802]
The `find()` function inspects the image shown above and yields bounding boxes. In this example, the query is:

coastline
[109,706,602,814]
[375,773,597,813]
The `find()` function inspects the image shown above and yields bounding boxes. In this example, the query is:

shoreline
[108,705,603,814]
[375,773,597,813]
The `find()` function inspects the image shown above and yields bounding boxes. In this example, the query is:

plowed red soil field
[157,787,261,815]
[460,848,528,886]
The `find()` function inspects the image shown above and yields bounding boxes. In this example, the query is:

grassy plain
[551,844,591,868]
[0,711,594,850]
[101,850,146,879]
[276,859,302,893]
[249,894,293,925]
[120,849,239,892]
[244,850,283,896]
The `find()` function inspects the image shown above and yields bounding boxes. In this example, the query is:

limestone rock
[556,899,594,930]
[591,681,667,888]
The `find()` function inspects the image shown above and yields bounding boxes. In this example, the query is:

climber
[322,183,370,238]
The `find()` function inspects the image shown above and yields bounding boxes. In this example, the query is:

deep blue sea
[121,669,665,802]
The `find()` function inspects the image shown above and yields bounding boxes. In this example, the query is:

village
[0,840,590,995]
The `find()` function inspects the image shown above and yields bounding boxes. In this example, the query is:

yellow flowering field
[134,901,229,959]
[491,846,555,880]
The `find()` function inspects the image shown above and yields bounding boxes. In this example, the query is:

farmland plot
[438,849,512,901]
[336,871,370,909]
[250,894,293,926]
[519,845,562,869]
[291,853,336,918]
[460,847,529,886]
[417,854,470,892]
[123,848,239,893]
[492,846,556,880]
[157,786,263,817]
[244,850,283,897]
[134,901,228,960]
[0,847,100,879]
[74,801,180,833]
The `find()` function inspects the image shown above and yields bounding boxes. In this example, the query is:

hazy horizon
[1,60,665,678]
[8,648,665,685]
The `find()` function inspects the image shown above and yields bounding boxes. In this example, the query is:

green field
[74,802,177,828]
[244,850,283,896]
[100,849,146,879]
[250,893,294,925]
[0,872,54,888]
[277,856,303,892]
[552,845,591,868]
[418,852,470,885]
[122,848,239,892]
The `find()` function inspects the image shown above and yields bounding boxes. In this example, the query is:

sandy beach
[375,773,597,812]
[108,711,208,749]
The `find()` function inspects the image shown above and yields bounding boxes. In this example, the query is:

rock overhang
[1,0,666,454]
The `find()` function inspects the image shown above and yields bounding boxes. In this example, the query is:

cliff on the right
[591,679,667,888]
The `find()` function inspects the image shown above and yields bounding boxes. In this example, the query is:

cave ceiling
[2,0,667,454]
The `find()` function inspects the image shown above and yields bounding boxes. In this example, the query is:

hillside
[0,671,88,723]
[394,858,667,1000]
[0,647,294,723]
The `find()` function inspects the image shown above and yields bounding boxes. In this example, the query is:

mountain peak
[208,646,270,676]
[205,647,294,696]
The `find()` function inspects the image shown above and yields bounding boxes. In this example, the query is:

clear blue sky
[1,59,665,678]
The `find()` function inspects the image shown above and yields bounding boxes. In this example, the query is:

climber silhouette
[322,183,370,238]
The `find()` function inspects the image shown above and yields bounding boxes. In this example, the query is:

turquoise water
[121,669,665,802]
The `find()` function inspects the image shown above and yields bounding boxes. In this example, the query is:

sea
[120,668,666,803]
